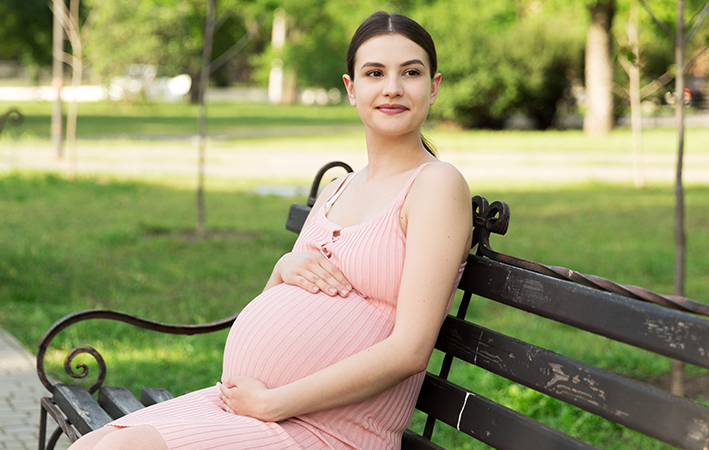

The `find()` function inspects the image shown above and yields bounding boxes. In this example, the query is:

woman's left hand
[218,376,281,422]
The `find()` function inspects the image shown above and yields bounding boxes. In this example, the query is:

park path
[0,328,70,450]
[2,141,709,186]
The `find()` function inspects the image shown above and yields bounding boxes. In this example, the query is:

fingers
[217,382,233,414]
[301,263,351,297]
[282,252,352,297]
[218,381,240,415]
[310,257,352,297]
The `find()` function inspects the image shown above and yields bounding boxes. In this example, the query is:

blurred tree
[250,0,410,92]
[85,0,267,103]
[52,0,98,179]
[614,0,671,188]
[416,0,586,129]
[584,0,616,135]
[0,0,54,82]
[636,0,709,399]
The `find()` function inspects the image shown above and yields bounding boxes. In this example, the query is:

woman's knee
[68,426,121,450]
[97,426,168,450]
[68,425,167,450]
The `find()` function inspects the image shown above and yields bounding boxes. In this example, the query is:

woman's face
[343,34,441,139]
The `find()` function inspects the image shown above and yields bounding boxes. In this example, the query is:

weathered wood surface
[462,255,709,369]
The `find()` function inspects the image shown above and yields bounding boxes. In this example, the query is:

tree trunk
[584,1,615,135]
[51,0,65,159]
[627,3,645,188]
[196,0,216,238]
[66,59,81,180]
[66,0,82,180]
[671,0,687,399]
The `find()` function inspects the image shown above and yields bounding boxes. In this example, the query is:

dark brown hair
[346,11,438,156]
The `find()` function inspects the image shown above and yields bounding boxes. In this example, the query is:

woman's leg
[68,425,169,450]
[68,426,120,450]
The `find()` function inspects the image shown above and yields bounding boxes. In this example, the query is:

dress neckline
[320,162,433,233]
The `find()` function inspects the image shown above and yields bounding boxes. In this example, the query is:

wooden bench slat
[461,255,709,369]
[402,429,446,450]
[417,374,597,450]
[53,384,113,435]
[437,315,709,450]
[98,386,146,420]
[140,387,175,406]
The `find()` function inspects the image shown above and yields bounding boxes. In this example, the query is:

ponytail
[421,133,437,157]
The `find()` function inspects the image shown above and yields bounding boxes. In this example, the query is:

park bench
[0,108,24,136]
[36,161,709,450]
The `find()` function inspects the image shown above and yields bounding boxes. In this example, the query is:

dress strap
[397,162,434,201]
[324,172,356,214]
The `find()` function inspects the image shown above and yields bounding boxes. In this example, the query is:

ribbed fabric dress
[109,163,465,449]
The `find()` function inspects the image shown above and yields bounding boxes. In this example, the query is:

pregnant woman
[69,10,473,450]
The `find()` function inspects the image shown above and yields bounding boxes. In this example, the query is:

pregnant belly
[221,284,395,388]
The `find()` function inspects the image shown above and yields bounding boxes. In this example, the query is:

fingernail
[329,287,337,294]
[312,286,319,292]
[341,289,349,296]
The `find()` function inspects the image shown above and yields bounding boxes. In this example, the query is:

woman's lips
[376,104,408,114]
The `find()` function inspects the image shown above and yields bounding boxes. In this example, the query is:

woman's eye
[365,70,383,77]
[404,69,421,77]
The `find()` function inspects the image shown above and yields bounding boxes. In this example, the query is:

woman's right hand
[273,251,352,297]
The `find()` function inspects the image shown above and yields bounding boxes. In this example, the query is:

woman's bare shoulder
[403,161,472,231]
[413,161,470,199]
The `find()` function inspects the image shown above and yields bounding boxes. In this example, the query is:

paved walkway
[2,142,709,187]
[0,329,70,450]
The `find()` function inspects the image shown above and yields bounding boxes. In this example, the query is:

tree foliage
[0,0,54,81]
[85,0,269,100]
[2,0,706,128]
[417,0,586,128]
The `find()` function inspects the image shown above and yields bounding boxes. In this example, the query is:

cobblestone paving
[0,329,69,450]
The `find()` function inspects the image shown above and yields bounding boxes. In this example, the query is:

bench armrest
[36,309,239,394]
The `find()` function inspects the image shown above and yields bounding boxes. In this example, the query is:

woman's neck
[363,129,435,179]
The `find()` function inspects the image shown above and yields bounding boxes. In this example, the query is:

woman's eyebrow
[360,62,385,70]
[400,59,425,67]
[360,59,425,70]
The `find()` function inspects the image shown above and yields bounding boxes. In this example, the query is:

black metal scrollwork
[471,195,511,254]
[0,108,24,136]
[36,309,239,394]
[63,346,107,394]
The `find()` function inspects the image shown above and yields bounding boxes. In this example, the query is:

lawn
[2,100,709,448]
[0,101,363,140]
[1,170,708,449]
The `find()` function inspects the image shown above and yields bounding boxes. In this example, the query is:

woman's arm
[220,163,472,421]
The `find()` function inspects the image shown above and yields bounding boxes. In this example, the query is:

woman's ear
[342,74,356,107]
[430,73,442,106]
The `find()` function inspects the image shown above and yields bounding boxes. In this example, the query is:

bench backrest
[288,162,709,450]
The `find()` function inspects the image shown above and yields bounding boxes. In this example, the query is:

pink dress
[110,163,465,449]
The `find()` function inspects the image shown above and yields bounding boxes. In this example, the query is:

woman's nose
[382,76,403,97]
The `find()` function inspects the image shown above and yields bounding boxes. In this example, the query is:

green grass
[1,170,708,449]
[0,101,362,139]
